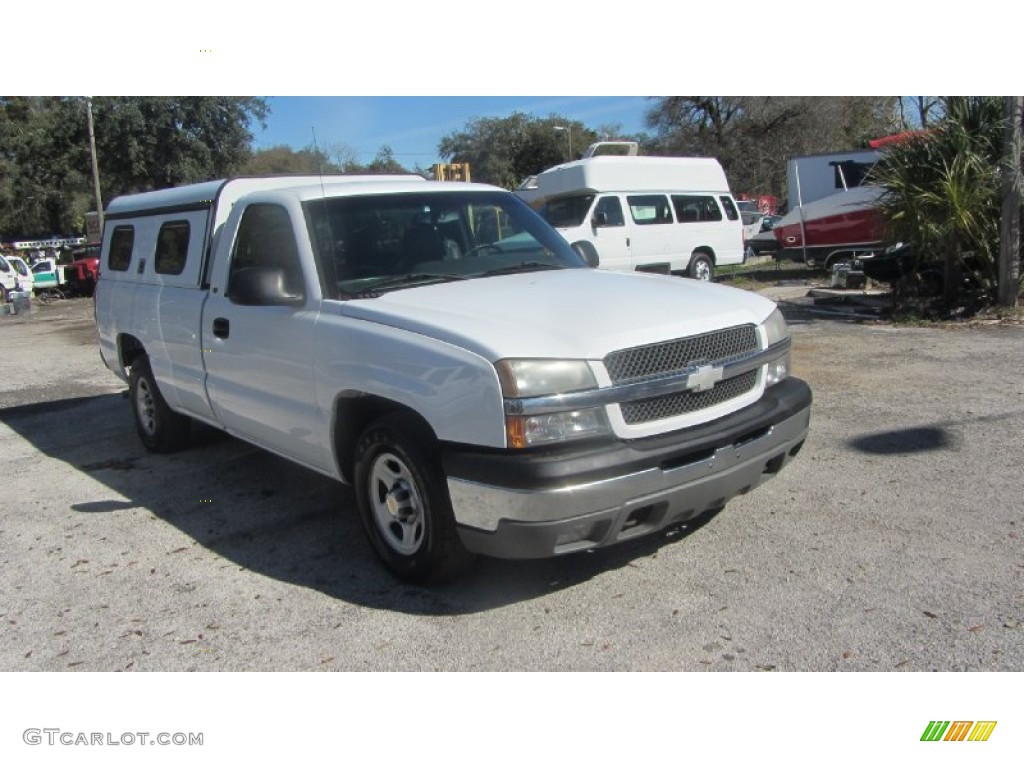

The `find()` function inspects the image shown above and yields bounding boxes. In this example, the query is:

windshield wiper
[341,273,468,299]
[474,262,564,278]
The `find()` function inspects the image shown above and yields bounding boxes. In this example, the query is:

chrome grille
[620,370,758,424]
[604,325,758,384]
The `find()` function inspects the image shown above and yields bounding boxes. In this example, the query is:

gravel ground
[1,294,1022,672]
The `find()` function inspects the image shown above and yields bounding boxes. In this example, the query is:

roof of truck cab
[279,180,505,201]
[104,174,438,218]
[104,176,516,223]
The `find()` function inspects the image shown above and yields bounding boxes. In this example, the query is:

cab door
[201,201,327,472]
[587,195,631,271]
[625,194,676,271]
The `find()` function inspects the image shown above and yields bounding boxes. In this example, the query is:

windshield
[304,190,584,298]
[540,195,595,228]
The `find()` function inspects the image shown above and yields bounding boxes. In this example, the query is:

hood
[339,268,776,362]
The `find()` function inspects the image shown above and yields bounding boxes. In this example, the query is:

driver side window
[595,196,625,227]
[229,204,304,300]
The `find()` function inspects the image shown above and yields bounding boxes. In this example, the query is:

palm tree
[872,97,1005,305]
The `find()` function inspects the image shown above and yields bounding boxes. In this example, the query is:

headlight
[495,359,610,448]
[762,307,790,387]
[495,359,596,397]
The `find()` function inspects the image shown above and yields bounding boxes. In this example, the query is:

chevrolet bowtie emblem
[688,364,724,392]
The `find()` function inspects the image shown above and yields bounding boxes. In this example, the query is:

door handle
[212,318,230,339]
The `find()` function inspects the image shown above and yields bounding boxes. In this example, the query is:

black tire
[353,414,474,583]
[687,252,714,281]
[570,240,600,268]
[128,356,191,452]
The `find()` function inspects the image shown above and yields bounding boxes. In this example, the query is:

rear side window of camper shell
[155,221,190,276]
[108,226,135,271]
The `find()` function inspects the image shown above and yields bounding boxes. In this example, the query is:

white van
[521,145,745,281]
[0,254,17,301]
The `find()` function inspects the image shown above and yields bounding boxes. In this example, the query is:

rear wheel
[353,414,474,583]
[129,357,190,452]
[687,252,713,281]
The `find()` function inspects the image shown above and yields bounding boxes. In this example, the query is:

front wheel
[129,357,190,452]
[353,414,474,583]
[687,252,714,281]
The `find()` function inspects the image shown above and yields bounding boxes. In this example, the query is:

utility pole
[86,97,104,235]
[998,96,1022,308]
[554,125,573,162]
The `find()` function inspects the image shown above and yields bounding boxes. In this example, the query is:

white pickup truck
[95,175,811,582]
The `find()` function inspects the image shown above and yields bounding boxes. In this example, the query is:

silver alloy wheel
[693,258,711,281]
[368,451,426,556]
[135,377,157,437]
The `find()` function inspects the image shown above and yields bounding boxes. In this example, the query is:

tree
[0,97,94,237]
[872,96,1007,306]
[438,113,620,189]
[0,97,268,239]
[896,97,944,129]
[242,144,339,175]
[644,97,897,198]
[366,145,408,174]
[998,96,1022,308]
[92,97,269,193]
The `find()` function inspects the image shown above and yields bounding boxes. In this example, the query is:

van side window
[672,195,723,223]
[154,221,190,275]
[229,204,303,298]
[627,195,673,225]
[108,226,135,271]
[719,196,739,221]
[594,196,624,227]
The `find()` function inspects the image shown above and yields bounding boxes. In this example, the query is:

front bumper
[444,377,811,559]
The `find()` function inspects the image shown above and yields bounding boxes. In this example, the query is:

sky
[252,96,652,170]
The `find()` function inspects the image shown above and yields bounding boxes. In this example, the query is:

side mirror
[229,266,304,307]
[592,212,609,228]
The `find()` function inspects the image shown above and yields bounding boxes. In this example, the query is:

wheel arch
[691,246,716,264]
[118,333,147,372]
[680,248,716,280]
[332,393,438,484]
[570,240,600,268]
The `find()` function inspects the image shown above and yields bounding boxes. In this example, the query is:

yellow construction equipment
[432,163,471,182]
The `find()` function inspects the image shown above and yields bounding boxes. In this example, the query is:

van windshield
[541,195,595,228]
[303,190,585,298]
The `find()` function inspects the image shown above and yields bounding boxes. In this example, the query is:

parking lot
[1,295,1022,671]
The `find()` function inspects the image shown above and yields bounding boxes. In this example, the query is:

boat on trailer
[772,185,888,269]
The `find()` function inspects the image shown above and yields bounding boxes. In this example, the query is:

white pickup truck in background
[94,175,811,582]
